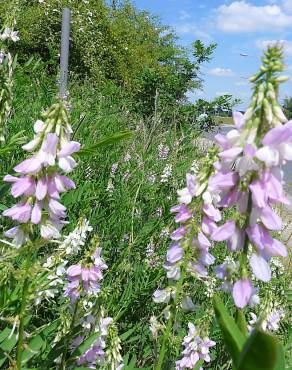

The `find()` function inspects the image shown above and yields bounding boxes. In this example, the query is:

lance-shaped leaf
[238,328,285,370]
[77,131,133,157]
[235,309,248,338]
[213,295,245,365]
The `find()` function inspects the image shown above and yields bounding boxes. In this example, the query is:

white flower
[153,288,171,303]
[149,316,161,339]
[256,146,280,167]
[160,164,172,183]
[236,156,259,177]
[181,296,196,312]
[177,187,192,204]
[0,51,4,64]
[106,178,114,194]
[157,144,170,160]
[0,28,19,42]
[59,218,93,255]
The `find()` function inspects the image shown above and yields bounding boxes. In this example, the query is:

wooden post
[59,8,71,98]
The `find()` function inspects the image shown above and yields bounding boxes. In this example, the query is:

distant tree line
[0,0,239,129]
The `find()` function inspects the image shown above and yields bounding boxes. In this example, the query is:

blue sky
[133,0,292,109]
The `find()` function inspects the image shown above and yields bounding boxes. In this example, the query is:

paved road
[204,125,292,185]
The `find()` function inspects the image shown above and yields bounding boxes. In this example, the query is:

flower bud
[274,76,290,83]
[263,98,273,124]
[181,296,196,312]
[273,105,287,123]
[153,288,171,304]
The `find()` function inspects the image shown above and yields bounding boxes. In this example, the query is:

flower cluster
[248,309,284,333]
[153,151,218,368]
[59,217,93,255]
[153,149,219,306]
[0,27,19,42]
[33,218,93,305]
[0,27,18,142]
[160,164,172,183]
[157,143,170,160]
[64,247,107,303]
[74,315,113,368]
[175,323,215,370]
[166,171,218,281]
[3,101,80,246]
[209,47,289,308]
[66,244,123,369]
[71,313,123,370]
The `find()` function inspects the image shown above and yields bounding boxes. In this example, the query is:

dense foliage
[0,0,238,123]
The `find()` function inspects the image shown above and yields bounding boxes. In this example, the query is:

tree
[282,96,292,119]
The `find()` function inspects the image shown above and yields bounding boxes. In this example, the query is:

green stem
[59,300,79,370]
[155,268,186,370]
[16,252,32,369]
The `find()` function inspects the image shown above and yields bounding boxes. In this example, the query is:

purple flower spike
[3,102,81,246]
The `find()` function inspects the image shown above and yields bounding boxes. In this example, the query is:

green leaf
[238,328,284,370]
[120,327,136,341]
[123,354,137,370]
[12,53,18,69]
[213,295,245,366]
[0,328,11,343]
[274,342,285,370]
[194,360,204,370]
[0,332,17,367]
[77,131,133,157]
[235,309,248,338]
[43,336,66,366]
[21,334,45,364]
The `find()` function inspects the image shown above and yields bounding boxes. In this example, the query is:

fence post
[59,7,71,98]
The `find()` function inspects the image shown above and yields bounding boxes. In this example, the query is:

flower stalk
[16,248,32,369]
[210,45,290,308]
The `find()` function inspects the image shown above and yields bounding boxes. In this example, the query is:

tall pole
[59,8,71,98]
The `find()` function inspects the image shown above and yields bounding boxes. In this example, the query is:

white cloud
[235,81,248,86]
[179,10,191,20]
[175,23,212,40]
[216,91,231,96]
[282,0,292,12]
[208,67,234,77]
[256,39,292,56]
[216,1,292,32]
[186,90,204,102]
